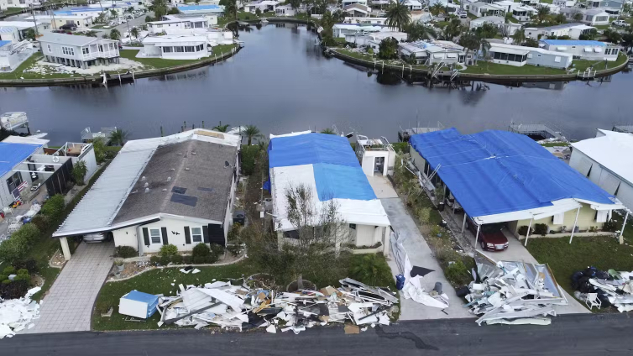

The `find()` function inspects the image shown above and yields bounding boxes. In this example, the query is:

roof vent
[162,188,167,192]
[141,176,146,181]
[167,176,172,182]
[192,152,197,155]
[144,188,150,193]
[170,168,176,171]
[185,167,190,171]
[144,182,149,188]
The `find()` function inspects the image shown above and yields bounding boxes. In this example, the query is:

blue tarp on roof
[410,129,616,218]
[177,4,223,11]
[269,133,376,201]
[541,39,606,46]
[0,142,41,177]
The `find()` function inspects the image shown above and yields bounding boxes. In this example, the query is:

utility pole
[30,4,40,37]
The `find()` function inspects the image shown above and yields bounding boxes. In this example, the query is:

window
[605,48,611,55]
[99,45,103,52]
[82,47,89,55]
[554,56,561,63]
[6,172,23,193]
[61,46,75,56]
[175,46,184,52]
[191,227,203,243]
[149,228,162,244]
[185,46,195,52]
[163,46,173,53]
[612,48,618,55]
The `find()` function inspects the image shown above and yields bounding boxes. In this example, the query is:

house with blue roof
[0,136,49,208]
[539,39,621,61]
[268,131,391,253]
[409,128,626,246]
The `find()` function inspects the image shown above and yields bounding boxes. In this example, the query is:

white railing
[81,50,119,60]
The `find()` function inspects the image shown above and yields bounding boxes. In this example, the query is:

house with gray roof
[38,32,120,69]
[52,129,241,259]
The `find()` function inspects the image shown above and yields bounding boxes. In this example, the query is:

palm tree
[244,125,262,145]
[213,122,230,132]
[405,22,436,42]
[429,3,445,17]
[535,6,550,23]
[109,128,129,146]
[442,18,463,41]
[553,13,566,24]
[226,0,238,20]
[130,27,139,43]
[320,128,336,134]
[110,29,121,41]
[385,3,411,32]
[511,29,526,45]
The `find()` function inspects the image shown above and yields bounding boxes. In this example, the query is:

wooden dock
[509,123,566,141]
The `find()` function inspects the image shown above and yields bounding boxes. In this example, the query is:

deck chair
[585,293,601,310]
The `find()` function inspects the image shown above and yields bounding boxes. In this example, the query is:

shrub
[192,243,211,258]
[11,224,40,245]
[171,254,183,264]
[30,215,49,232]
[210,243,224,257]
[241,145,260,176]
[160,255,172,266]
[183,255,193,264]
[13,259,39,273]
[534,223,548,236]
[0,280,30,299]
[430,225,442,238]
[3,266,15,275]
[41,194,66,223]
[0,236,29,265]
[518,226,531,236]
[13,269,30,282]
[228,223,241,243]
[349,254,393,286]
[193,255,207,264]
[227,244,242,257]
[445,260,470,286]
[115,246,137,258]
[149,255,160,265]
[602,219,618,232]
[159,244,178,257]
[72,161,88,185]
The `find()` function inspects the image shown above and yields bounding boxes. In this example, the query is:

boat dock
[398,122,445,142]
[509,123,567,142]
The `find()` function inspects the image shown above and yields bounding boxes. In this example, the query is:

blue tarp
[0,142,41,178]
[121,290,159,319]
[269,133,376,201]
[410,129,616,218]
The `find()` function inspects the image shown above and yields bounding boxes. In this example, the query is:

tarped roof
[410,128,620,221]
[0,142,42,177]
[269,132,389,231]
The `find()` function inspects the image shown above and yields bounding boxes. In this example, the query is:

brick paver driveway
[31,242,114,333]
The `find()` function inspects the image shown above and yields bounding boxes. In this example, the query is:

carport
[409,128,627,249]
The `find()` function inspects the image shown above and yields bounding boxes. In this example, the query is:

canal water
[0,23,632,145]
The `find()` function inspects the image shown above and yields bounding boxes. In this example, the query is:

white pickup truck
[612,20,628,27]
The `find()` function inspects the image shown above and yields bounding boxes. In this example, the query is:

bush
[518,226,531,236]
[241,145,260,176]
[534,223,548,236]
[183,255,193,264]
[417,207,431,224]
[192,243,211,258]
[159,244,178,257]
[115,246,137,258]
[160,255,172,266]
[11,224,40,245]
[13,259,39,273]
[0,236,29,265]
[349,254,393,286]
[227,244,242,257]
[13,269,30,282]
[3,266,15,275]
[41,194,66,223]
[30,215,49,232]
[210,243,224,256]
[228,223,241,243]
[72,161,88,186]
[603,219,618,232]
[171,254,183,264]
[445,260,470,286]
[149,255,160,265]
[0,280,30,299]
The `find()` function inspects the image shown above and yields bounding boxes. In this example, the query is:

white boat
[261,18,268,24]
[0,112,28,131]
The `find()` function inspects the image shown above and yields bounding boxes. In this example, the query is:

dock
[509,123,567,142]
[398,122,445,142]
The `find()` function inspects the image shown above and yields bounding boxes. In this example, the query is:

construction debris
[0,287,41,339]
[465,253,567,326]
[145,277,397,334]
[572,267,633,312]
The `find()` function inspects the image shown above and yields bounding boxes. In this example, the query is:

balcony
[81,49,119,60]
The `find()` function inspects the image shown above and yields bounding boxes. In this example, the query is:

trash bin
[396,274,406,290]
[438,202,445,211]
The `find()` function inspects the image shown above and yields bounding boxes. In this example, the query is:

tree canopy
[385,2,411,32]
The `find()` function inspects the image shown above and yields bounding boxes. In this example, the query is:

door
[374,157,385,176]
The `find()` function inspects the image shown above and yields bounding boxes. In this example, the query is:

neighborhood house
[398,40,466,65]
[539,39,621,61]
[140,35,209,60]
[38,32,120,69]
[488,42,573,69]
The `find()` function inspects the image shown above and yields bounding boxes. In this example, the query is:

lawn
[0,7,27,17]
[0,53,74,80]
[527,236,633,296]
[119,45,237,69]
[337,48,376,62]
[462,61,566,75]
[571,53,628,73]
[540,142,570,147]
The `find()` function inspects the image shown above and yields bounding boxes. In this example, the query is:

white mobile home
[561,8,610,25]
[488,42,573,69]
[275,5,296,16]
[398,40,466,65]
[524,23,596,40]
[345,30,407,50]
[140,35,209,60]
[469,2,505,17]
[147,17,208,35]
[570,129,633,211]
[332,24,382,38]
[540,39,621,61]
[512,5,536,21]
[52,130,241,260]
[39,32,120,69]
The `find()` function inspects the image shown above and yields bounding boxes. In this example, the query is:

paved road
[5,314,633,355]
[97,13,152,38]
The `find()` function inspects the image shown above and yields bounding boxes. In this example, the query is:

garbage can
[396,274,406,290]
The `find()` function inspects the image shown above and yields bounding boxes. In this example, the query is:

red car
[466,217,509,251]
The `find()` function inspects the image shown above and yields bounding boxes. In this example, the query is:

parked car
[59,24,77,31]
[83,231,112,243]
[466,217,509,251]
[457,11,468,19]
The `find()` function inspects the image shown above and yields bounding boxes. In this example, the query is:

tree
[320,128,336,134]
[110,28,121,41]
[579,28,598,40]
[72,161,88,186]
[429,3,445,17]
[385,2,411,32]
[511,28,526,45]
[130,27,140,42]
[24,28,36,41]
[572,11,583,22]
[213,122,230,132]
[553,13,566,24]
[404,22,436,42]
[85,30,98,37]
[110,9,118,18]
[524,38,539,47]
[535,6,550,23]
[92,137,107,164]
[127,6,135,13]
[622,28,633,52]
[96,12,107,23]
[378,37,399,59]
[442,18,463,41]
[244,125,262,145]
[195,0,200,4]
[226,0,238,20]
[102,33,110,39]
[41,194,66,224]
[168,7,180,14]
[255,8,262,16]
[604,28,623,44]
[458,30,481,64]
[109,128,129,146]
[151,0,168,19]
[475,22,498,39]
[289,0,301,10]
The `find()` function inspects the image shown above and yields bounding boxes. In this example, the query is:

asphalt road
[5,313,633,355]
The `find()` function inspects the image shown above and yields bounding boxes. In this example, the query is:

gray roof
[112,139,237,224]
[38,32,115,47]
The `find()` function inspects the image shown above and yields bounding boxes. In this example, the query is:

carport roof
[410,128,622,223]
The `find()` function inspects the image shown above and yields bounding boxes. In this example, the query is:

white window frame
[191,227,203,243]
[149,228,162,244]
[47,44,51,52]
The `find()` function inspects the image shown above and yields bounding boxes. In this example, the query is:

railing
[81,50,119,60]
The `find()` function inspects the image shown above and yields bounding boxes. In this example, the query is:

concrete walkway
[381,198,472,320]
[30,242,114,333]
[367,175,398,198]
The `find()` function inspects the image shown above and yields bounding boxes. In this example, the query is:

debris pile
[572,267,633,312]
[0,287,41,339]
[465,253,567,326]
[133,278,397,334]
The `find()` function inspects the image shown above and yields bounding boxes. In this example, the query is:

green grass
[593,24,611,30]
[0,7,27,16]
[540,142,570,147]
[462,61,566,75]
[467,13,477,20]
[526,236,633,297]
[572,53,628,73]
[0,53,75,80]
[337,48,376,61]
[119,45,236,69]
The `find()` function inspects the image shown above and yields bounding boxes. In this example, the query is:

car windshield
[481,223,504,234]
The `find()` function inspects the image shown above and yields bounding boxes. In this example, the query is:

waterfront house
[0,40,36,72]
[354,135,396,177]
[345,30,407,50]
[267,131,391,254]
[140,35,210,60]
[343,17,388,25]
[52,129,241,260]
[39,32,120,69]
[539,39,621,61]
[332,23,382,38]
[243,0,279,13]
[342,0,369,6]
[561,8,610,26]
[402,0,423,11]
[275,5,296,17]
[343,3,371,17]
[524,23,596,40]
[570,129,633,211]
[409,128,625,244]
[488,42,573,69]
[147,17,209,35]
[398,40,466,65]
[469,2,505,17]
[176,4,225,16]
[511,4,536,21]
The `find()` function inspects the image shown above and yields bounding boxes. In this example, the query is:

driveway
[30,242,114,333]
[381,198,472,320]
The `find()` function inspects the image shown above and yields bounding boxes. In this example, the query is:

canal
[0,23,632,145]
